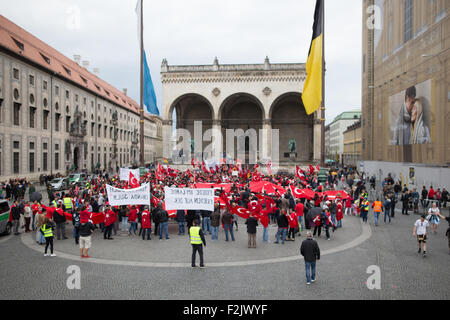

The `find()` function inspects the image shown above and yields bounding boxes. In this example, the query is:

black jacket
[159,210,169,223]
[79,222,95,237]
[11,205,20,220]
[245,217,258,234]
[300,238,321,262]
[277,214,289,228]
[176,210,185,222]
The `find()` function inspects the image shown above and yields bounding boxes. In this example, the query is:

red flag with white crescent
[231,206,250,219]
[296,165,304,179]
[129,172,140,188]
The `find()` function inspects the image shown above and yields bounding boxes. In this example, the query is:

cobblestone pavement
[0,205,449,300]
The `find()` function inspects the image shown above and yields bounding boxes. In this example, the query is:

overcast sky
[0,0,362,124]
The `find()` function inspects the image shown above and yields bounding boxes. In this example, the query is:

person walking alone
[300,231,320,285]
[413,215,429,257]
[189,219,206,268]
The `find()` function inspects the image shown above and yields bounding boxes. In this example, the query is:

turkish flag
[191,158,195,168]
[219,192,232,210]
[309,164,315,175]
[231,206,250,219]
[129,172,140,188]
[295,166,305,179]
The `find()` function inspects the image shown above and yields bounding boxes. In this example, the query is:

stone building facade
[0,15,162,181]
[160,57,323,166]
[362,0,449,166]
[342,120,362,167]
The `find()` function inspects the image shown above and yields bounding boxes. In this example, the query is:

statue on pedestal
[289,138,296,153]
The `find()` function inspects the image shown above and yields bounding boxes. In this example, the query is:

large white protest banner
[106,183,150,206]
[164,187,214,211]
[119,168,140,181]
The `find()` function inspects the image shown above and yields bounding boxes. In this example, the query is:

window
[75,94,78,102]
[63,66,71,76]
[11,36,24,50]
[43,98,48,107]
[55,153,59,170]
[66,116,70,133]
[13,103,20,125]
[80,75,88,85]
[66,90,70,99]
[43,81,48,91]
[55,144,59,151]
[29,75,34,86]
[29,94,35,104]
[13,68,19,80]
[404,0,413,43]
[13,152,19,174]
[55,86,59,95]
[83,97,87,105]
[29,107,35,128]
[98,124,101,137]
[55,114,60,131]
[43,110,49,129]
[29,152,34,173]
[13,141,20,149]
[43,143,48,150]
[40,52,50,64]
[13,88,19,100]
[43,152,48,171]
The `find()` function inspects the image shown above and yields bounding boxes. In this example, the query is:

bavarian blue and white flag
[135,0,159,116]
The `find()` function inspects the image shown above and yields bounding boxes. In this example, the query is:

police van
[0,200,11,235]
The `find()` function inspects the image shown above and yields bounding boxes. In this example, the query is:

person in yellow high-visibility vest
[40,217,56,257]
[189,219,206,268]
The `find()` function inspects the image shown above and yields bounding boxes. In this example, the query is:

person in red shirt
[141,206,152,240]
[41,204,55,221]
[428,186,435,200]
[259,203,273,243]
[103,206,115,240]
[336,199,343,228]
[287,210,299,241]
[345,197,353,216]
[128,205,138,235]
[295,199,305,232]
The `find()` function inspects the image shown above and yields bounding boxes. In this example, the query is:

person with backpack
[40,217,56,257]
[72,208,81,245]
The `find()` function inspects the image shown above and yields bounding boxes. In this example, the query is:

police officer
[40,217,56,257]
[63,195,73,214]
[189,219,206,268]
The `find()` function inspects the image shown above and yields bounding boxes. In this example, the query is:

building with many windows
[342,120,362,167]
[328,111,361,164]
[0,15,162,180]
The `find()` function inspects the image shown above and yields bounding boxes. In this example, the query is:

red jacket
[141,210,151,229]
[295,203,304,217]
[41,205,55,220]
[336,202,343,221]
[288,213,299,229]
[31,204,41,216]
[259,208,273,228]
[105,210,116,227]
[128,208,138,222]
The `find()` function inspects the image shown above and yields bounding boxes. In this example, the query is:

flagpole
[320,0,325,167]
[139,0,145,168]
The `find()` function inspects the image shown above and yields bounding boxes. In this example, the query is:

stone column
[162,120,173,162]
[260,119,273,163]
[211,120,223,160]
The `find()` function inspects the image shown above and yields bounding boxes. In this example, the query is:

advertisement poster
[389,79,432,146]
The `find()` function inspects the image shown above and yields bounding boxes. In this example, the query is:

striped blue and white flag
[135,0,159,116]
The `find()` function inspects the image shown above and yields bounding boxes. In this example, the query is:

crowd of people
[4,163,450,259]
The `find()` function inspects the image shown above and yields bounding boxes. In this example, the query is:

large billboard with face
[389,79,432,146]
